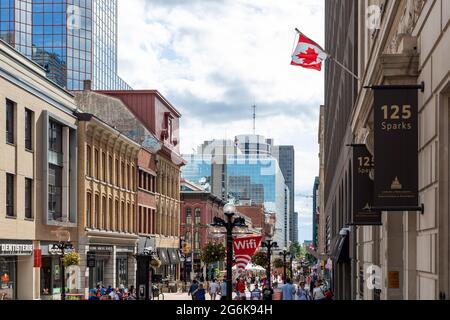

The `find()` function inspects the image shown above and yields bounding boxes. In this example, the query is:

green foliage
[62,251,80,267]
[273,258,285,269]
[252,251,269,268]
[200,242,226,264]
[150,257,161,269]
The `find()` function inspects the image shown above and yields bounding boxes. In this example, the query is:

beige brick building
[326,0,450,300]
[0,39,78,300]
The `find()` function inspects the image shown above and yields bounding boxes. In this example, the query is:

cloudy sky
[117,0,325,243]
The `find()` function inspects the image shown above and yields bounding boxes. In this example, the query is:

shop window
[116,257,128,288]
[0,257,16,300]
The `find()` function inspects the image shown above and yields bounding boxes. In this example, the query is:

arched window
[186,208,192,225]
[195,208,201,224]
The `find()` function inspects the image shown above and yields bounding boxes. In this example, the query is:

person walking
[219,280,227,300]
[280,278,296,301]
[312,280,326,301]
[209,279,219,300]
[188,280,199,300]
[193,283,206,300]
[236,278,246,298]
[262,284,274,301]
[250,284,262,300]
[296,282,310,301]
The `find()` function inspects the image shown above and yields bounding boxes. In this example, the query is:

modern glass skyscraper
[182,152,287,246]
[0,0,130,90]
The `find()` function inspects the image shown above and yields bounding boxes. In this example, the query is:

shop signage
[87,251,96,268]
[116,247,134,254]
[49,245,74,256]
[351,146,381,225]
[0,241,33,256]
[373,87,419,208]
[89,245,113,252]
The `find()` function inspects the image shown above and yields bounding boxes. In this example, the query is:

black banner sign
[351,146,381,225]
[373,88,419,207]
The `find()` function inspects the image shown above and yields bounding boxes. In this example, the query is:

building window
[86,145,92,177]
[115,199,119,231]
[6,100,14,144]
[121,201,125,232]
[25,178,33,219]
[109,155,113,183]
[25,109,33,150]
[86,193,92,228]
[102,152,106,182]
[108,198,113,231]
[48,164,62,221]
[186,208,192,225]
[94,195,99,229]
[102,196,106,230]
[121,161,125,188]
[94,149,99,179]
[115,159,119,186]
[6,173,15,217]
[194,232,200,250]
[195,208,201,224]
[48,121,62,153]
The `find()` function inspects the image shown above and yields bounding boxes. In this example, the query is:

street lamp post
[210,203,248,301]
[279,248,289,282]
[289,254,294,279]
[51,241,73,301]
[261,240,278,289]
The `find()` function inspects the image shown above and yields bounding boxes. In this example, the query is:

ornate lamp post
[209,203,248,301]
[51,241,74,301]
[279,247,289,282]
[261,239,278,289]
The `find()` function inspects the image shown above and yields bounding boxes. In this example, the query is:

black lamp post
[279,248,289,282]
[210,203,248,301]
[51,241,73,301]
[261,240,278,289]
[289,254,295,279]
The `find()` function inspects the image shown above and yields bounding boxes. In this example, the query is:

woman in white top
[312,281,326,300]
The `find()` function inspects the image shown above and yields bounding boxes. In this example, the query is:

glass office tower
[0,0,130,90]
[182,153,288,245]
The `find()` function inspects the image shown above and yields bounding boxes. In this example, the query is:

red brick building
[180,180,225,278]
[236,205,276,239]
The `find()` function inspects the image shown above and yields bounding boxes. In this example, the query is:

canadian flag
[291,33,328,71]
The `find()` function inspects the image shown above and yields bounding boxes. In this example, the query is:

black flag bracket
[364,204,425,215]
[364,82,425,92]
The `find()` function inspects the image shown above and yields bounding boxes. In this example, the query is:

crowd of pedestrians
[186,271,333,301]
[88,284,137,300]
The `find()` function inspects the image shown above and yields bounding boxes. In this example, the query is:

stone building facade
[76,113,140,295]
[323,0,450,300]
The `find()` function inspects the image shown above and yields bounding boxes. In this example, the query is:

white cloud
[117,0,324,241]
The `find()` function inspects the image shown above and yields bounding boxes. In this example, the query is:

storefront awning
[330,230,350,264]
[168,248,180,264]
[157,248,170,266]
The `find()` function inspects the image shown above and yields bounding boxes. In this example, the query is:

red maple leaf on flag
[296,47,319,65]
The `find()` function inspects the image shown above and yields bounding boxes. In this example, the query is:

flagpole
[294,28,360,81]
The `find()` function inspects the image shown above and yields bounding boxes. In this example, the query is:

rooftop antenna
[252,103,257,135]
